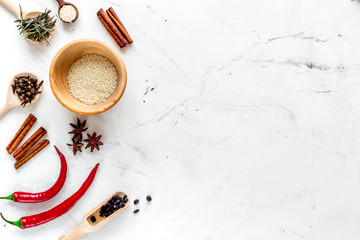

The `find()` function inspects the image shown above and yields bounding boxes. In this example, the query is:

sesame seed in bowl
[49,39,127,115]
[67,54,118,105]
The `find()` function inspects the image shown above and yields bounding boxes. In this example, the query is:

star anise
[68,118,88,142]
[67,138,83,155]
[84,132,103,152]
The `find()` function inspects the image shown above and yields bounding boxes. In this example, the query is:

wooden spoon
[56,0,79,23]
[0,72,43,119]
[59,191,129,240]
[0,0,55,44]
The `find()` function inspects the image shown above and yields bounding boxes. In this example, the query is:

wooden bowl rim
[49,38,127,115]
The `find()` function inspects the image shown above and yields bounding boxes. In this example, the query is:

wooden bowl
[49,39,127,115]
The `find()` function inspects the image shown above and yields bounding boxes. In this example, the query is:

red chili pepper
[0,146,67,203]
[0,163,99,229]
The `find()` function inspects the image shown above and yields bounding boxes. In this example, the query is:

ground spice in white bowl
[67,54,118,105]
[59,4,77,23]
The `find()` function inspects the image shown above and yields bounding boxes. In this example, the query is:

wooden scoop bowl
[0,0,55,44]
[0,72,43,119]
[59,191,129,240]
[56,0,79,23]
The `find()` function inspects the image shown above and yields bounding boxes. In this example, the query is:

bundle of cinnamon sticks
[6,114,49,169]
[97,7,133,48]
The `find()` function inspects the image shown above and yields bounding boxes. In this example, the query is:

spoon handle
[59,223,89,240]
[0,0,20,18]
[56,0,66,6]
[0,103,12,119]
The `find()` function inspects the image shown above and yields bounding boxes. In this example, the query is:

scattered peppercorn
[133,209,139,214]
[90,216,96,223]
[146,195,152,202]
[134,199,139,205]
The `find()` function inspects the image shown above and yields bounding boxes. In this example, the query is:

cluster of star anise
[67,118,103,155]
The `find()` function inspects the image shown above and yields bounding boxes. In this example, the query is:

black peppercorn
[134,199,139,205]
[133,209,139,214]
[146,195,152,202]
[99,194,128,218]
[90,216,96,222]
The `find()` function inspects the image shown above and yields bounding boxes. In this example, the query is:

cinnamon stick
[6,114,37,154]
[15,140,49,169]
[97,9,127,48]
[13,127,47,161]
[107,7,123,27]
[106,8,133,44]
[97,11,125,48]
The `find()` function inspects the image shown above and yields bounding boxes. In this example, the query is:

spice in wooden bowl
[59,4,77,23]
[67,54,118,105]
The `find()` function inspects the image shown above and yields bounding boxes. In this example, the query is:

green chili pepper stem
[0,193,14,201]
[0,213,22,229]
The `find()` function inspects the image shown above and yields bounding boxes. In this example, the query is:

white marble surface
[1,0,360,239]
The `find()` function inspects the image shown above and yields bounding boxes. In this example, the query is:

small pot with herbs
[0,1,56,44]
[15,6,56,45]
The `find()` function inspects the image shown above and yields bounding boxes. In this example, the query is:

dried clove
[11,75,43,107]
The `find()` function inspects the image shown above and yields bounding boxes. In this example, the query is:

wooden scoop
[56,0,79,23]
[59,191,129,240]
[0,0,55,43]
[0,72,43,119]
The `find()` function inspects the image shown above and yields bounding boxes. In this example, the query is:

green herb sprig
[14,5,56,45]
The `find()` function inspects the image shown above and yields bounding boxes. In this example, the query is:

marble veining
[1,0,360,239]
